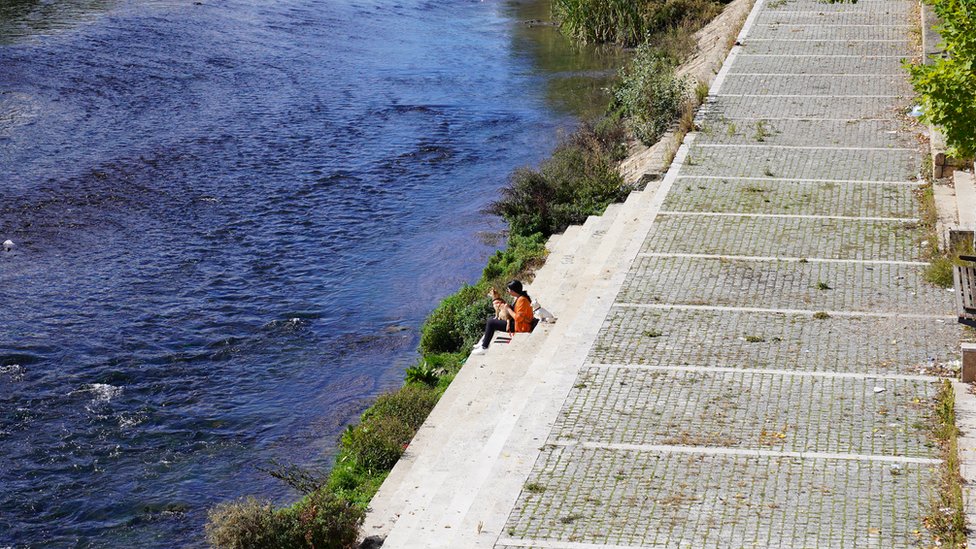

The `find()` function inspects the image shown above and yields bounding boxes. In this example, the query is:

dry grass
[923,380,966,546]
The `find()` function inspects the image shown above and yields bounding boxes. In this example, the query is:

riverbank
[362,0,966,546]
[203,0,750,546]
[358,0,754,545]
[0,0,630,546]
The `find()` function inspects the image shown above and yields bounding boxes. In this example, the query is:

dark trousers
[481,317,511,349]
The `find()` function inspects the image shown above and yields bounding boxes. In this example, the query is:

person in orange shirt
[473,280,534,354]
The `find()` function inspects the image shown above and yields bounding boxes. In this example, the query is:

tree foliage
[909,0,976,158]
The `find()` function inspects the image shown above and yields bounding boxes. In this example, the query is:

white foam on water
[70,383,122,402]
[118,414,144,429]
[0,364,24,381]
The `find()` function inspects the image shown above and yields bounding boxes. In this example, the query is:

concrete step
[372,264,621,547]
[360,329,552,543]
[532,205,621,300]
[362,152,679,546]
[543,232,560,252]
[548,224,581,256]
[531,224,585,286]
[531,203,626,313]
[363,189,649,545]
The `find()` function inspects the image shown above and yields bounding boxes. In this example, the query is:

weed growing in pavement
[924,380,966,546]
[753,119,772,142]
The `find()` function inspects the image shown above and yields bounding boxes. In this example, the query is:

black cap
[507,280,523,294]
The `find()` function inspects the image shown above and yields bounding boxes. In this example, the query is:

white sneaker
[471,347,487,355]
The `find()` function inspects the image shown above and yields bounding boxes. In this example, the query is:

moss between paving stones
[924,380,966,547]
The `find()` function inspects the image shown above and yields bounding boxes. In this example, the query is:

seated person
[473,280,534,354]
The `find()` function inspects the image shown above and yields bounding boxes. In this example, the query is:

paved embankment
[364,0,962,547]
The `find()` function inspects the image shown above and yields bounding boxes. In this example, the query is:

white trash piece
[2,240,13,252]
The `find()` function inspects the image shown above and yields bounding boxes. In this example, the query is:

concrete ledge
[955,168,976,230]
[934,181,958,251]
[953,379,976,549]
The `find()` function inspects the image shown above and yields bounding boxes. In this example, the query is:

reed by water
[552,0,731,46]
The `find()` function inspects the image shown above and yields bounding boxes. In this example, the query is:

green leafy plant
[695,81,710,103]
[420,284,492,354]
[482,232,548,283]
[404,361,440,387]
[342,415,414,473]
[488,119,630,239]
[206,497,286,549]
[925,380,966,545]
[205,493,364,549]
[362,384,440,431]
[753,119,771,142]
[551,0,728,47]
[908,0,976,159]
[281,490,365,549]
[611,43,691,145]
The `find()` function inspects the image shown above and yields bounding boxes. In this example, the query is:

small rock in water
[2,239,13,251]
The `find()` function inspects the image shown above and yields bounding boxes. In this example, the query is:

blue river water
[0,0,620,546]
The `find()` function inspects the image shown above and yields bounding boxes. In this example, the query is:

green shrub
[419,284,492,354]
[328,468,389,509]
[342,415,414,473]
[280,490,364,549]
[482,232,548,284]
[925,255,956,288]
[404,361,441,387]
[423,352,465,376]
[612,43,691,145]
[489,120,631,239]
[206,497,288,549]
[362,384,440,431]
[908,0,976,158]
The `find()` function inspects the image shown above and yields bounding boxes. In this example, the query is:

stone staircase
[360,149,679,547]
[360,0,754,545]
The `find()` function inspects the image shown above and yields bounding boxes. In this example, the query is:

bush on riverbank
[488,119,630,238]
[419,284,492,354]
[611,40,692,145]
[552,0,730,47]
[206,492,363,549]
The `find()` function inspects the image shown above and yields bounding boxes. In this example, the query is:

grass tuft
[924,380,966,546]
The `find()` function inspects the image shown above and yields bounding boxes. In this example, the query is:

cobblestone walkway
[496,0,960,547]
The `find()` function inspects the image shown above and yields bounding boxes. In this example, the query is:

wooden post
[963,343,976,383]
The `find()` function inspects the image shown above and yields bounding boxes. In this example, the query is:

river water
[0,0,621,546]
